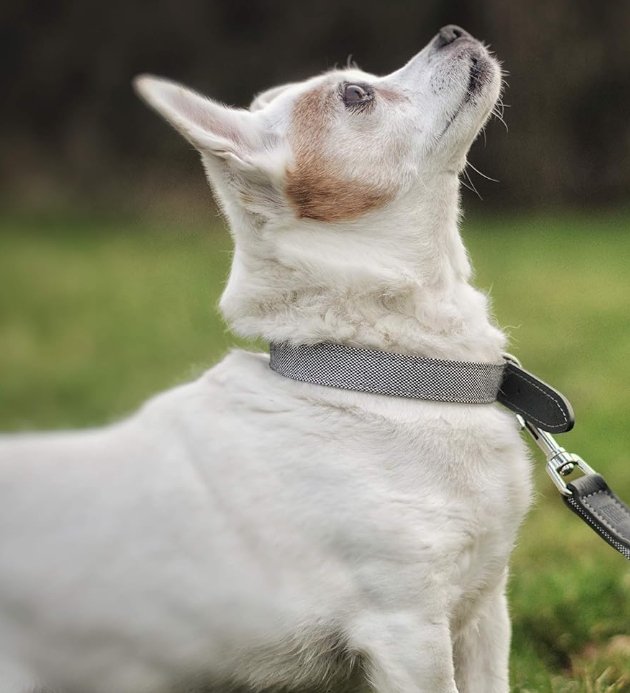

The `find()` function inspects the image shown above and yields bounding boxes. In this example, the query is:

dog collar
[268,341,574,433]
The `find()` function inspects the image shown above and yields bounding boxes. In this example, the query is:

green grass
[1,211,629,691]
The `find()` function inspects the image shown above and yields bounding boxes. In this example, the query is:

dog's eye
[341,82,374,109]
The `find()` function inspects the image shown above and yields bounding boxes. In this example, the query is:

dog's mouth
[432,26,495,100]
[466,56,488,100]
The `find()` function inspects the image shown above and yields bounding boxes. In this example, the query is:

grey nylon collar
[269,341,505,404]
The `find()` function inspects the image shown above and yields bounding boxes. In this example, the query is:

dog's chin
[437,52,501,151]
[464,55,501,129]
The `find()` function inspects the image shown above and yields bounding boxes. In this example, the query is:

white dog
[0,25,531,693]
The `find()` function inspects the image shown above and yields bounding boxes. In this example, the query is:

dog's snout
[435,25,470,49]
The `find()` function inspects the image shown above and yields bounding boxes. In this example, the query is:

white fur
[0,28,531,693]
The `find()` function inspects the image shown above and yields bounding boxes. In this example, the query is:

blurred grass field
[0,211,629,691]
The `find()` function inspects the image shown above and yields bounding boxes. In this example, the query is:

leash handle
[517,415,630,560]
[564,475,630,559]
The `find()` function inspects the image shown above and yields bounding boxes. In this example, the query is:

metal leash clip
[516,415,596,496]
[502,351,593,493]
[503,352,597,496]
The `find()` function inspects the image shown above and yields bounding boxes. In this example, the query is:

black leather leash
[269,342,630,559]
[503,355,630,560]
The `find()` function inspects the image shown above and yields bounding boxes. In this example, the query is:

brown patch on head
[285,84,394,222]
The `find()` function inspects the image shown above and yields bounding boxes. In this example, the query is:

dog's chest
[333,403,531,584]
[208,353,532,584]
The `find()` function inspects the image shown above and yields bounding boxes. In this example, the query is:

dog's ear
[250,82,297,112]
[133,75,260,171]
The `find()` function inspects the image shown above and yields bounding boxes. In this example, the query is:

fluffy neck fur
[219,172,506,363]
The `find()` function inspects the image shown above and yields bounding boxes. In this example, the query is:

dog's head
[135,26,503,349]
[135,26,500,225]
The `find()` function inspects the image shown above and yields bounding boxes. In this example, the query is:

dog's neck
[219,172,506,362]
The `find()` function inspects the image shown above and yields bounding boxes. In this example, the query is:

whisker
[461,168,483,199]
[467,160,499,183]
[491,104,509,133]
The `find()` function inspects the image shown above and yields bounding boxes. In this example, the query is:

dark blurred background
[3,0,630,216]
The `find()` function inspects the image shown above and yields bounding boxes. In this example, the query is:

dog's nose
[435,25,470,49]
